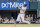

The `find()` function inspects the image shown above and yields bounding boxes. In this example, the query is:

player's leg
[21,14,30,24]
[15,14,20,24]
[21,16,27,23]
[19,18,22,23]
[20,14,25,23]
[21,16,30,24]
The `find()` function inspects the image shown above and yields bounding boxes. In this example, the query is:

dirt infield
[0,24,40,27]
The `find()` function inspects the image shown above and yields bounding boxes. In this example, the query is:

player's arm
[23,7,26,11]
[15,7,21,10]
[24,9,26,11]
[18,8,21,10]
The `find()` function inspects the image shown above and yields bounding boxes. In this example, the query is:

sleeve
[22,7,26,10]
[24,7,26,10]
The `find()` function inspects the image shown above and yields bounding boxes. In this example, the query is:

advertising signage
[0,1,29,10]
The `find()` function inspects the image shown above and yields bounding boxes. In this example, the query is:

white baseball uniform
[16,7,27,23]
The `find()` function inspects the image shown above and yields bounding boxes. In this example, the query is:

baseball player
[15,4,30,24]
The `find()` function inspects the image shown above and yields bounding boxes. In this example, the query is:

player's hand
[15,7,18,8]
[16,7,18,8]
